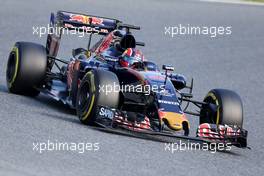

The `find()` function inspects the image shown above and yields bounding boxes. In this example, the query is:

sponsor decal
[99,107,114,119]
[70,15,90,24]
[69,15,104,26]
[91,17,103,25]
[159,89,174,97]
[158,99,179,106]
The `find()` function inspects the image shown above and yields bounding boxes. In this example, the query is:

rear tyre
[200,89,243,127]
[6,42,47,96]
[76,69,120,125]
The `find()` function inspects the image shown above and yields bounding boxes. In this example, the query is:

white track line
[199,0,264,6]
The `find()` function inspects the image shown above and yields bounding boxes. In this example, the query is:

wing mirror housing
[162,65,174,71]
[72,48,89,58]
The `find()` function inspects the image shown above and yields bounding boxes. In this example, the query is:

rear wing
[46,11,140,57]
[56,11,120,35]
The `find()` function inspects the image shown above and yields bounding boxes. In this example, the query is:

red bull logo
[69,14,103,26]
[91,17,103,25]
[69,15,90,24]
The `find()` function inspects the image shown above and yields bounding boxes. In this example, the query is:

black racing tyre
[200,89,243,127]
[6,42,47,96]
[76,69,120,125]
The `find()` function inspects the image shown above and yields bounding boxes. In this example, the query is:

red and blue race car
[6,11,247,148]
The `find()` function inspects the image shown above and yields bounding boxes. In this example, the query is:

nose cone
[159,111,189,131]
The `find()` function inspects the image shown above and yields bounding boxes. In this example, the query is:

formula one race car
[6,11,248,148]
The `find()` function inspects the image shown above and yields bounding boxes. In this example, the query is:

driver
[119,48,144,68]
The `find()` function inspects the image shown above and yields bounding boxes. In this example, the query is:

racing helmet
[119,48,144,68]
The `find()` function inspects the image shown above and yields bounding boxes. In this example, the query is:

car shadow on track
[0,84,7,92]
[36,94,76,115]
[0,84,79,124]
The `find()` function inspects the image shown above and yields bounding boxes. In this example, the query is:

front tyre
[6,42,47,96]
[76,69,120,125]
[200,89,243,127]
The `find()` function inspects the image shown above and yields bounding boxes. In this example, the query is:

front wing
[95,105,248,149]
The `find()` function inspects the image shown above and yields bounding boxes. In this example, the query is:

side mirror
[162,65,174,71]
[72,48,88,57]
[143,61,159,71]
[171,74,187,90]
[162,65,174,84]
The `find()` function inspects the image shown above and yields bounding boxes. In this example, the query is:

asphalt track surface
[0,0,264,176]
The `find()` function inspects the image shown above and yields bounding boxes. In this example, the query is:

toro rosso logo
[69,14,104,25]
